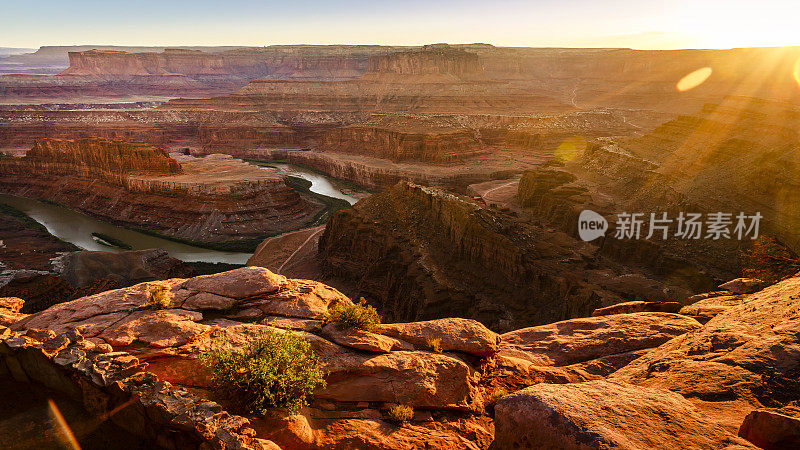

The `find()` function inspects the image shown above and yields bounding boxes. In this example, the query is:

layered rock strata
[319,181,689,331]
[0,138,320,243]
[0,326,279,449]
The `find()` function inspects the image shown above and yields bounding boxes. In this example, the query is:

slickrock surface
[493,380,754,449]
[320,181,688,331]
[10,267,498,449]
[5,267,800,448]
[612,275,800,419]
[0,138,321,244]
[499,313,702,372]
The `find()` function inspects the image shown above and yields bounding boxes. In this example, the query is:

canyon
[2,39,800,449]
[318,181,709,332]
[516,97,800,280]
[0,138,321,246]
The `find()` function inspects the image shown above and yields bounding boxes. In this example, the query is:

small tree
[200,330,326,415]
[327,298,381,331]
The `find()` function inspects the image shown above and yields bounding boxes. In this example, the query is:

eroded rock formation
[5,266,798,448]
[9,267,499,449]
[319,181,691,331]
[0,138,320,244]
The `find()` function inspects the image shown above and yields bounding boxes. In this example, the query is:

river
[256,162,360,205]
[0,163,363,264]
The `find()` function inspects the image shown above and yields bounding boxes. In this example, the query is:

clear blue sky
[1,0,798,49]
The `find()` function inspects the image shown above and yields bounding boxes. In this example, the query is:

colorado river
[255,162,361,205]
[0,193,253,264]
[0,163,366,264]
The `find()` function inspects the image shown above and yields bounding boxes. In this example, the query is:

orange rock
[494,380,754,449]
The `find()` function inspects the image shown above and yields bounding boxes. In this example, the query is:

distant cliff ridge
[23,138,181,183]
[367,47,483,78]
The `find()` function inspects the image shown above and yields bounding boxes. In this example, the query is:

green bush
[327,298,381,331]
[200,330,326,415]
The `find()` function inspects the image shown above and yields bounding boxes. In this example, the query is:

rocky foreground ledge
[1,267,799,449]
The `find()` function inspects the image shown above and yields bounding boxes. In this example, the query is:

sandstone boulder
[0,297,24,313]
[182,292,238,311]
[377,318,499,356]
[320,324,412,353]
[179,267,286,299]
[96,309,209,348]
[494,380,754,449]
[0,297,26,327]
[679,293,744,323]
[317,350,481,410]
[12,280,183,334]
[240,279,351,320]
[719,278,765,295]
[738,406,800,450]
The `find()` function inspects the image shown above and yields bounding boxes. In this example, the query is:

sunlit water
[0,163,362,264]
[262,162,360,205]
[0,193,253,264]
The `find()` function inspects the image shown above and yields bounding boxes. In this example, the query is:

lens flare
[48,399,81,450]
[794,57,800,89]
[555,136,587,163]
[677,67,713,92]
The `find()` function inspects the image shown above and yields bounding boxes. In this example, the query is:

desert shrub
[426,337,443,353]
[139,286,172,310]
[327,298,381,331]
[741,235,800,284]
[200,330,326,415]
[387,404,414,423]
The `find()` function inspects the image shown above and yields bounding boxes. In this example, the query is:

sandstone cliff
[317,115,487,162]
[319,181,691,331]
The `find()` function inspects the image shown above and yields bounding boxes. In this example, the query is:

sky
[2,0,800,50]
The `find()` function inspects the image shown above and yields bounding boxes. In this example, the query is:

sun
[673,1,800,48]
